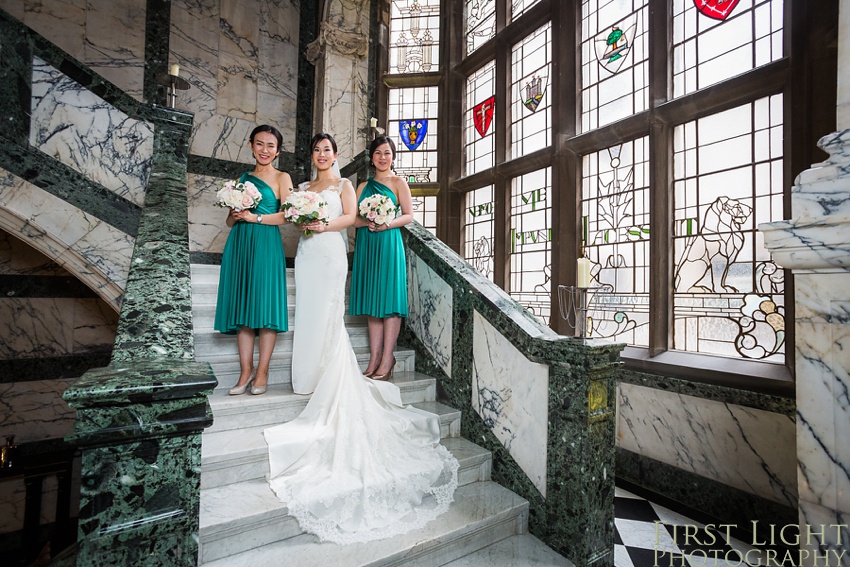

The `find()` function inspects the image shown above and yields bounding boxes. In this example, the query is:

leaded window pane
[390,0,441,74]
[388,87,439,183]
[411,194,438,235]
[672,94,785,362]
[465,0,496,56]
[580,0,649,132]
[465,61,497,176]
[581,137,650,346]
[673,0,784,97]
[463,186,495,281]
[510,22,552,159]
[510,0,542,22]
[510,168,552,325]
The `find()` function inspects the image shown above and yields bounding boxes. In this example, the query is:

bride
[263,133,459,545]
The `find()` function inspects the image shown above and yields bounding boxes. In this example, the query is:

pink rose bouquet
[282,191,329,234]
[359,194,398,227]
[215,179,262,212]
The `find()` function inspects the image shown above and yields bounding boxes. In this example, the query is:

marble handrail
[402,221,624,567]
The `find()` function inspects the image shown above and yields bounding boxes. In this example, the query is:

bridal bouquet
[359,194,398,227]
[215,179,262,212]
[283,192,329,234]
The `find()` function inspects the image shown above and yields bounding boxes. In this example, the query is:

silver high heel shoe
[229,370,256,395]
[250,372,268,395]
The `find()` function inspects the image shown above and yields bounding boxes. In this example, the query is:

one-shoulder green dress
[349,178,408,318]
[214,173,288,334]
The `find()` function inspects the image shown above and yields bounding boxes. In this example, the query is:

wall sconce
[157,63,191,109]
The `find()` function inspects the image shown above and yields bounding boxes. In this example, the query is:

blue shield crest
[399,120,428,151]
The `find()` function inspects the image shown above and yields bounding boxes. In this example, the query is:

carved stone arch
[0,201,130,313]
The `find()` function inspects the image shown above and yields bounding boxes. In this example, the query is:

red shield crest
[693,0,741,20]
[473,96,495,138]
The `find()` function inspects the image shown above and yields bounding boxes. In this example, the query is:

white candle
[370,117,378,128]
[577,257,592,288]
[169,64,180,77]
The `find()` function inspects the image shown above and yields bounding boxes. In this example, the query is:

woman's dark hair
[249,124,283,149]
[310,132,338,154]
[369,136,396,161]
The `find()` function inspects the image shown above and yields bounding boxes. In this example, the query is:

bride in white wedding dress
[263,133,459,545]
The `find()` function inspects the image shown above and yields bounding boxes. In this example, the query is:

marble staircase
[191,264,571,566]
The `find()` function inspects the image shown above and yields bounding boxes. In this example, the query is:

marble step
[440,534,571,567]
[199,347,416,391]
[199,477,522,567]
[204,371,441,434]
[191,303,365,330]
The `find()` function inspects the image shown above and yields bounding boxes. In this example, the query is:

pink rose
[241,195,254,209]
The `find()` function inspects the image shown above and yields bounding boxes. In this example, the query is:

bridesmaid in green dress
[214,124,293,395]
[349,136,414,380]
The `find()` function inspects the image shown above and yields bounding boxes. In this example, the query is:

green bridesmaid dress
[349,178,409,318]
[214,173,288,334]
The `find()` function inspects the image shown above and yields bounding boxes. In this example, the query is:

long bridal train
[263,182,459,544]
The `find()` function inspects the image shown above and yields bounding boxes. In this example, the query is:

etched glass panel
[580,0,649,132]
[463,186,495,281]
[411,194,438,235]
[510,168,552,324]
[673,0,783,97]
[465,61,497,176]
[388,87,439,183]
[511,22,552,159]
[465,0,496,56]
[510,0,542,22]
[672,94,785,362]
[581,137,650,346]
[389,0,441,74]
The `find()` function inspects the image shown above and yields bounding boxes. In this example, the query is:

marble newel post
[760,1,850,562]
[63,109,216,566]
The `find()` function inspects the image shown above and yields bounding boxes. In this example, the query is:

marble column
[760,1,850,563]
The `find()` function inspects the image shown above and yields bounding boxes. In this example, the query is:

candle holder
[558,283,614,338]
[155,72,191,109]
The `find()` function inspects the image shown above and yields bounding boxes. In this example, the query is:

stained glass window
[510,23,552,159]
[411,194,438,235]
[465,61,497,176]
[580,0,648,132]
[389,0,441,74]
[463,186,495,281]
[581,137,650,346]
[673,0,783,97]
[672,94,784,362]
[465,0,496,56]
[388,87,439,183]
[510,168,552,324]
[510,0,542,22]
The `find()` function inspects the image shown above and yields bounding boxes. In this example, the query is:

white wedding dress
[263,182,459,545]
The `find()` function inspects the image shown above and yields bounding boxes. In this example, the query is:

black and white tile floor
[615,486,774,567]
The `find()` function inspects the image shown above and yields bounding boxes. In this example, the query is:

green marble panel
[0,9,31,144]
[402,222,624,567]
[143,0,171,106]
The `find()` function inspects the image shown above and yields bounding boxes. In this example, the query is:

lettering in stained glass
[510,168,552,324]
[463,186,495,281]
[581,139,650,346]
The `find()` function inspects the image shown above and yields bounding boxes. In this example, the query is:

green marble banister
[62,109,216,566]
[402,221,624,567]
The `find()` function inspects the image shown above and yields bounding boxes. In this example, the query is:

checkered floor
[614,487,762,567]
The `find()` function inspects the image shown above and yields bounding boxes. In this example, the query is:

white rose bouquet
[282,191,329,234]
[215,179,263,212]
[359,194,398,227]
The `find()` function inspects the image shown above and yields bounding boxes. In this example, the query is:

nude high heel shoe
[371,356,397,382]
[229,370,256,395]
[250,372,268,395]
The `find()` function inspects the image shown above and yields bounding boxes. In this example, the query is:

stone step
[192,325,371,352]
[201,398,463,491]
[199,477,522,567]
[191,303,365,330]
[199,348,416,391]
[204,371,441,434]
[440,534,571,567]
